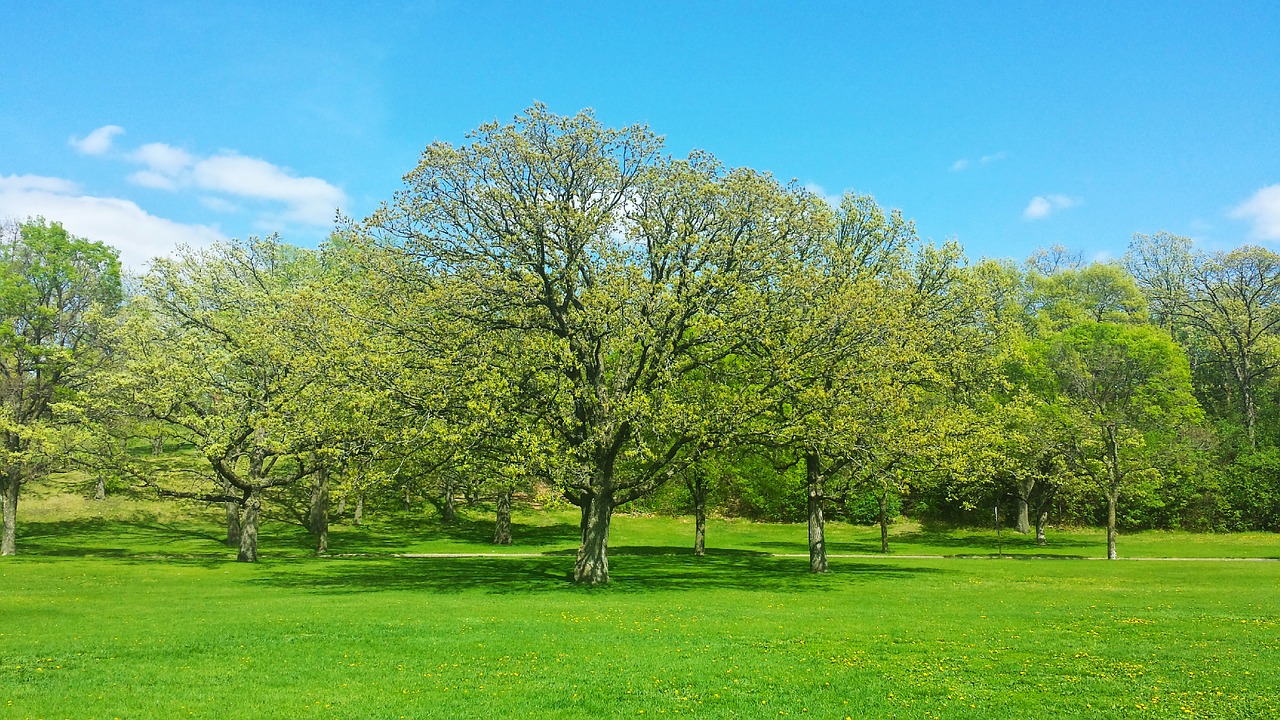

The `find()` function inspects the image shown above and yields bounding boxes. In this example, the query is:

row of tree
[1,106,1275,583]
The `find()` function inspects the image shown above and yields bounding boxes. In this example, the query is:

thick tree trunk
[441,482,457,523]
[1036,509,1048,546]
[806,452,827,573]
[309,467,329,554]
[237,489,261,563]
[94,475,106,501]
[1,476,18,556]
[878,490,890,554]
[223,480,241,546]
[579,500,590,543]
[575,489,613,585]
[354,493,364,526]
[493,489,512,545]
[1015,476,1034,534]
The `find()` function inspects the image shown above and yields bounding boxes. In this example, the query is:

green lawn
[4,491,1279,718]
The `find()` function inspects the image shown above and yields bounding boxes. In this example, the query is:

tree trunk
[579,499,590,543]
[354,493,364,526]
[441,482,457,523]
[403,485,411,511]
[1106,491,1118,560]
[493,489,513,545]
[237,489,261,563]
[1105,424,1120,560]
[878,490,890,554]
[336,494,346,516]
[151,435,165,455]
[1015,476,1034,534]
[1,475,18,556]
[692,477,707,557]
[94,475,106,501]
[309,467,329,554]
[223,480,241,546]
[575,489,613,585]
[806,452,827,573]
[1036,509,1049,546]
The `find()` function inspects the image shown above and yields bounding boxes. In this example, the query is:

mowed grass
[5,489,1280,718]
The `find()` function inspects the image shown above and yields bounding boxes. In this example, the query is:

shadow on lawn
[751,528,1097,556]
[324,514,581,553]
[247,551,944,596]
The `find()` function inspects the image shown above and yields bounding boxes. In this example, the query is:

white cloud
[0,173,226,269]
[1230,184,1280,241]
[803,182,842,208]
[190,154,345,225]
[131,142,195,176]
[1023,194,1079,220]
[951,152,1005,172]
[69,125,125,156]
[127,170,180,190]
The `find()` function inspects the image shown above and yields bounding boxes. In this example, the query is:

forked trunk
[1036,510,1048,546]
[223,480,241,545]
[493,489,513,545]
[1,475,18,556]
[878,490,890,554]
[94,475,106,501]
[575,489,613,585]
[237,489,261,563]
[1015,476,1034,534]
[309,467,329,554]
[692,476,707,557]
[806,452,827,574]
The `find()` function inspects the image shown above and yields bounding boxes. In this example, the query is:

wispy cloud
[951,152,1006,172]
[1230,184,1280,241]
[69,125,125,156]
[0,173,227,269]
[1023,194,1080,220]
[72,125,348,228]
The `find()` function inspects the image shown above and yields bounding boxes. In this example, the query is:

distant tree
[0,218,121,556]
[1043,323,1201,559]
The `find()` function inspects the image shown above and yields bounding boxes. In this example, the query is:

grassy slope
[4,488,1280,718]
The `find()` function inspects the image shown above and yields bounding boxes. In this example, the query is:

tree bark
[354,493,364,526]
[1036,509,1049,546]
[336,494,346,516]
[692,478,707,557]
[94,475,106,501]
[575,488,613,585]
[151,434,165,455]
[237,489,261,562]
[1105,424,1120,560]
[441,482,456,523]
[223,480,241,546]
[309,467,329,554]
[1015,476,1034,534]
[806,452,827,573]
[878,490,890,554]
[403,485,411,511]
[1,475,18,556]
[493,488,512,545]
[1106,491,1118,560]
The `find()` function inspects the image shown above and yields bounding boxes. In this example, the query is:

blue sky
[2,1,1278,268]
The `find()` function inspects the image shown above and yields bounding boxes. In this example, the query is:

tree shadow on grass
[19,517,233,561]
[246,552,945,596]
[750,529,1097,556]
[325,514,581,553]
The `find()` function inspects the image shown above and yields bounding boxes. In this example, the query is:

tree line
[1,106,1276,583]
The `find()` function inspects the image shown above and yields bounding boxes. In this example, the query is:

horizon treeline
[2,106,1278,582]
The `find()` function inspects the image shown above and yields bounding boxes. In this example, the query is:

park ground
[3,483,1279,719]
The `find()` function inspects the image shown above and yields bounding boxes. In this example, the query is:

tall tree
[0,218,121,556]
[364,105,809,584]
[1043,323,1200,559]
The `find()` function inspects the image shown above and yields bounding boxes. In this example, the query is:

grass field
[4,487,1280,718]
